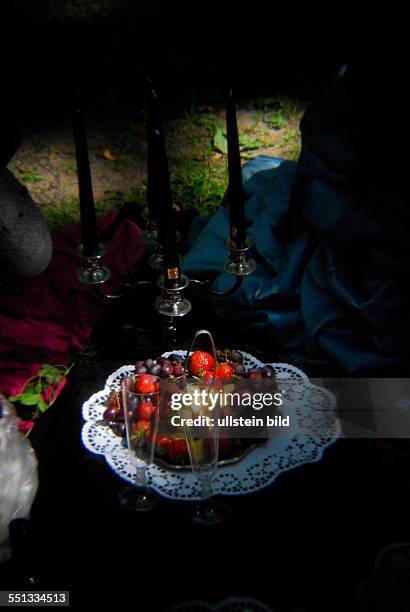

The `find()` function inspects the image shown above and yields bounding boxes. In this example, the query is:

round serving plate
[81,351,341,500]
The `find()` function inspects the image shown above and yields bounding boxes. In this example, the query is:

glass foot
[118,486,158,512]
[188,498,230,525]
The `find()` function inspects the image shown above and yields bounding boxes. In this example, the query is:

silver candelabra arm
[188,276,243,297]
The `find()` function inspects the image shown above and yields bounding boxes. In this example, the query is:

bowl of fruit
[100,348,280,470]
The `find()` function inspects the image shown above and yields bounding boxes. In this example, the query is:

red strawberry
[132,419,151,446]
[155,434,173,449]
[200,369,224,391]
[133,420,151,434]
[169,438,189,463]
[189,351,215,377]
[137,401,155,420]
[215,363,234,379]
[153,434,174,456]
[135,374,156,394]
[202,370,214,382]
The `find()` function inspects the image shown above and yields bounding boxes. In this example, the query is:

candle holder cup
[155,274,192,318]
[224,235,256,277]
[76,243,111,285]
[142,223,181,272]
[141,225,158,250]
[141,223,164,270]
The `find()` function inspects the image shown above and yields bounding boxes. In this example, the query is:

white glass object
[117,377,159,511]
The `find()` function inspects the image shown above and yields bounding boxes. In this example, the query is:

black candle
[146,78,161,223]
[226,89,246,247]
[146,81,180,286]
[73,108,98,257]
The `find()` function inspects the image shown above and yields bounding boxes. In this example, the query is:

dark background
[1,2,350,127]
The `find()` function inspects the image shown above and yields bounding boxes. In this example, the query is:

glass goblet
[182,383,229,525]
[167,328,230,524]
[117,376,159,511]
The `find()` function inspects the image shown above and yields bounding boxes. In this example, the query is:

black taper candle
[146,78,160,223]
[226,89,246,247]
[73,107,99,257]
[146,81,180,287]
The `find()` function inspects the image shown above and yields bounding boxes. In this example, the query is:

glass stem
[200,474,213,501]
[134,463,147,489]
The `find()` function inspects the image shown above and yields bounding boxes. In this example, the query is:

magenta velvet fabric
[0,212,144,397]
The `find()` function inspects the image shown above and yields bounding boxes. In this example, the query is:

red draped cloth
[0,212,144,397]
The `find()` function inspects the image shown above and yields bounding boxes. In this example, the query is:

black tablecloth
[2,295,409,611]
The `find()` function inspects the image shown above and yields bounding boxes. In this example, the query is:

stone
[0,169,52,278]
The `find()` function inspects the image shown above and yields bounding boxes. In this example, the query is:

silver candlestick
[155,274,192,349]
[76,243,111,285]
[224,235,256,276]
[155,274,192,318]
[141,211,183,272]
[141,222,164,270]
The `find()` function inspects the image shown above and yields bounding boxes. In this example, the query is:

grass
[41,186,147,229]
[16,171,45,183]
[171,159,227,214]
[11,96,305,229]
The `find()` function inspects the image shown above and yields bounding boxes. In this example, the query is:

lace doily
[168,596,275,612]
[81,351,341,500]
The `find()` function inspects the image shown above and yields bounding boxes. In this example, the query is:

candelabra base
[76,243,111,285]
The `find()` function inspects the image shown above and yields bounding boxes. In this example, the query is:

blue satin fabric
[182,155,409,374]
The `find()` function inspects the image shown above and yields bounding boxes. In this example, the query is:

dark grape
[127,405,137,419]
[168,354,182,364]
[157,357,171,366]
[135,360,145,369]
[233,363,245,376]
[160,364,173,377]
[246,369,262,379]
[173,364,185,377]
[117,407,125,422]
[144,358,154,369]
[135,366,147,375]
[262,365,275,378]
[231,350,243,363]
[148,364,161,376]
[103,406,118,421]
[110,423,126,437]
